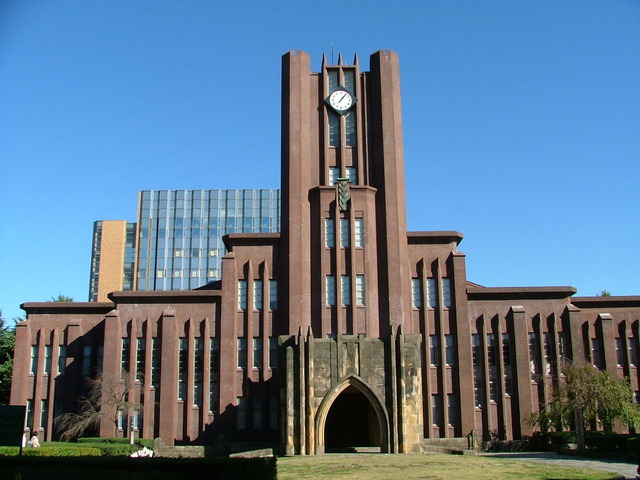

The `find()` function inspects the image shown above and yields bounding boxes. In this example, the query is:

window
[57,346,66,375]
[268,397,278,429]
[346,166,357,184]
[151,338,160,388]
[237,397,246,429]
[253,280,263,310]
[427,279,436,308]
[326,276,336,306]
[44,345,52,374]
[355,275,365,306]
[616,338,625,367]
[194,338,203,406]
[503,334,513,395]
[558,332,567,362]
[429,335,439,366]
[40,400,48,430]
[341,275,351,306]
[238,280,247,310]
[178,338,187,400]
[630,337,638,367]
[174,249,184,257]
[340,218,349,248]
[252,398,262,430]
[442,278,452,308]
[210,338,220,414]
[447,394,457,427]
[26,400,33,430]
[97,345,104,373]
[30,346,38,374]
[411,278,421,308]
[253,338,263,369]
[269,280,278,310]
[82,345,92,376]
[543,332,554,375]
[472,334,483,407]
[329,166,339,184]
[445,334,454,366]
[529,333,539,380]
[432,394,442,426]
[136,339,145,377]
[324,218,335,248]
[121,338,130,374]
[592,338,602,369]
[269,337,278,369]
[345,111,356,146]
[328,111,340,147]
[354,218,364,247]
[237,338,247,369]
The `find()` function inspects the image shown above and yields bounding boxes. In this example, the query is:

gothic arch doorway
[315,376,389,453]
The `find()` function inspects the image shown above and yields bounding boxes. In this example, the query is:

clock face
[328,89,354,113]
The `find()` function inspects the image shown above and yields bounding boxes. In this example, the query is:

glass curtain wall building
[136,189,280,291]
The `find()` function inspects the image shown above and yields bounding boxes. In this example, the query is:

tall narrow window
[44,345,52,375]
[252,398,262,430]
[355,275,365,306]
[325,218,335,248]
[210,338,220,414]
[136,338,146,378]
[268,397,278,429]
[616,338,625,367]
[237,338,247,369]
[236,397,246,429]
[253,338,263,369]
[253,280,263,310]
[427,279,437,308]
[178,338,187,400]
[82,345,92,376]
[411,278,421,308]
[346,166,357,184]
[592,338,602,369]
[472,334,483,407]
[432,394,442,426]
[121,338,130,374]
[487,334,498,401]
[96,345,103,373]
[57,346,66,375]
[503,333,513,395]
[328,112,339,147]
[442,278,452,308]
[429,335,439,366]
[329,166,339,184]
[151,338,160,388]
[447,394,457,427]
[238,280,247,310]
[341,275,351,306]
[529,333,540,381]
[543,332,554,375]
[26,400,33,430]
[345,111,356,146]
[40,400,48,430]
[558,332,567,362]
[340,218,349,248]
[194,338,203,407]
[269,337,278,369]
[30,346,38,374]
[630,337,638,366]
[269,279,278,310]
[354,218,364,247]
[445,334,455,366]
[326,276,336,306]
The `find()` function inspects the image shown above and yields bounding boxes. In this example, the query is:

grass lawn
[277,453,622,480]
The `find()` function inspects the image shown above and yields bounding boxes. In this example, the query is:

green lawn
[277,453,622,480]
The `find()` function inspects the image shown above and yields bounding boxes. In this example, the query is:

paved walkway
[482,452,638,479]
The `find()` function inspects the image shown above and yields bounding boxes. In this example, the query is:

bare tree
[55,371,142,440]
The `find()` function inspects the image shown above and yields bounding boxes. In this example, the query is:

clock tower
[279,50,423,454]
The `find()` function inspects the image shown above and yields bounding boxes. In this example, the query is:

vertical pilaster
[598,313,616,374]
[566,305,585,362]
[158,308,178,445]
[509,305,533,438]
[100,309,121,437]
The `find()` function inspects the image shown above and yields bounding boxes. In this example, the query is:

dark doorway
[324,385,381,453]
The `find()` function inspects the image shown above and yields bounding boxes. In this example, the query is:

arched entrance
[315,376,389,454]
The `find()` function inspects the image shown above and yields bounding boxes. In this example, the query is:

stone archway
[315,375,390,454]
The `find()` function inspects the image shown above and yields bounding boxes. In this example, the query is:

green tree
[0,311,16,405]
[598,290,611,297]
[54,371,142,440]
[50,294,74,302]
[528,362,640,449]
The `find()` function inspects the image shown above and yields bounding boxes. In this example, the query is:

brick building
[11,50,640,454]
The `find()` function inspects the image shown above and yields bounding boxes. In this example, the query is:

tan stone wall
[96,220,127,301]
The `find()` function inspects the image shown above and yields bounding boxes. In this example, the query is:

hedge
[0,456,277,480]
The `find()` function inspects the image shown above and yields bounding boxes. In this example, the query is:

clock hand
[340,93,348,103]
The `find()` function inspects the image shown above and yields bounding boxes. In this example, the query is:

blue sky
[1,1,639,322]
